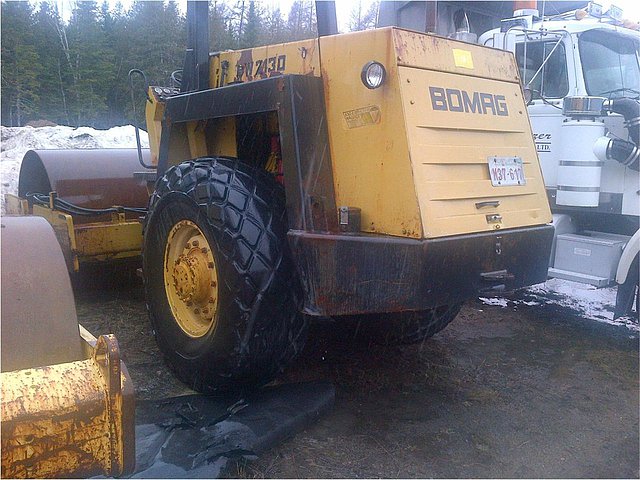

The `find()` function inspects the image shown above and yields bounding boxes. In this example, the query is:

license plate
[488,156,526,186]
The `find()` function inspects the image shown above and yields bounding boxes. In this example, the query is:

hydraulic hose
[128,69,156,170]
[27,193,147,216]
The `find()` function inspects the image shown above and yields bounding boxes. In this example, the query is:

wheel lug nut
[201,248,208,253]
[192,240,199,247]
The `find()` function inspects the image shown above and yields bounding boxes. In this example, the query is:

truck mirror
[523,86,533,104]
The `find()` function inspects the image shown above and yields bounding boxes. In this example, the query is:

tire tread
[143,157,306,393]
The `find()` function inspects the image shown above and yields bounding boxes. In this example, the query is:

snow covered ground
[480,278,639,332]
[0,125,148,213]
[1,125,637,332]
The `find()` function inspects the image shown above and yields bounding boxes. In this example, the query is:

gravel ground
[74,266,639,479]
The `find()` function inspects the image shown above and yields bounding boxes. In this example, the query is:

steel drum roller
[0,216,83,371]
[18,149,152,211]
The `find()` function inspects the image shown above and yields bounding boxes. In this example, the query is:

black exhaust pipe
[594,136,639,171]
[316,1,338,37]
[605,97,640,146]
[182,0,210,92]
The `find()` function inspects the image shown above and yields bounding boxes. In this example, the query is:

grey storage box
[549,232,629,287]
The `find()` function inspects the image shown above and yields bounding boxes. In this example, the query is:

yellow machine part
[398,68,547,237]
[149,27,550,240]
[145,90,166,166]
[163,219,220,338]
[319,27,551,239]
[1,335,136,478]
[4,193,142,272]
[209,37,320,87]
[146,38,321,166]
[319,28,422,237]
[0,216,135,478]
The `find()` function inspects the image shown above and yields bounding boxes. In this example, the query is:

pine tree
[240,1,262,48]
[209,1,235,52]
[32,2,68,124]
[1,1,42,126]
[61,1,114,126]
[100,0,129,125]
[0,0,297,128]
[286,1,316,41]
[263,6,288,45]
[348,0,379,32]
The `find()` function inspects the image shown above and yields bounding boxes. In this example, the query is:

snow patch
[480,278,638,332]
[1,125,149,213]
[478,297,509,308]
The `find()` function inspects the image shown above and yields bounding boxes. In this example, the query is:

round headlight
[361,61,386,89]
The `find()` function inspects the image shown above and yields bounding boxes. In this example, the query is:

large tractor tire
[343,303,463,346]
[143,157,307,394]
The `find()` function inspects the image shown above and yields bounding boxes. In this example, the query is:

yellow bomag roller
[0,216,135,478]
[7,2,553,394]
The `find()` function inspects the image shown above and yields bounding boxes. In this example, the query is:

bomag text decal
[429,86,509,116]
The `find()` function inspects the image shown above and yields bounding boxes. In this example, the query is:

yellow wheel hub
[164,220,219,338]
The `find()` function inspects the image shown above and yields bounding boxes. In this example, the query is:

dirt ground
[74,266,639,479]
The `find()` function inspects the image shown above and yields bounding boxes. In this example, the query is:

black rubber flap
[128,381,335,478]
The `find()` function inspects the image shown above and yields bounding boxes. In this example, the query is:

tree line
[1,0,378,129]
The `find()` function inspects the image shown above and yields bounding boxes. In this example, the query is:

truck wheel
[142,157,306,394]
[344,303,463,345]
[615,255,639,320]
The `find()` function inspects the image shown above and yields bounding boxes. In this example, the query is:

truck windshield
[579,29,640,98]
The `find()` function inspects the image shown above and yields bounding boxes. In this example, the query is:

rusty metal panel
[1,335,135,478]
[288,225,554,316]
[1,217,135,477]
[393,28,521,83]
[74,219,143,259]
